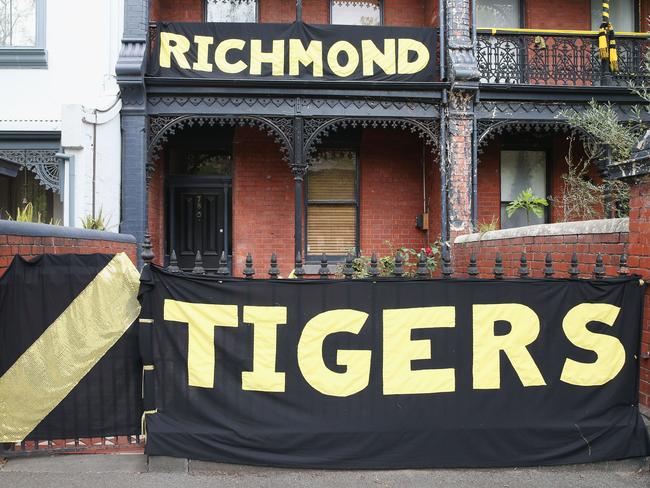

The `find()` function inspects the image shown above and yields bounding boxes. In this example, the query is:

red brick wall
[148,155,166,265]
[150,0,431,25]
[260,0,295,22]
[423,0,439,26]
[0,233,137,278]
[151,0,203,21]
[385,0,425,26]
[232,127,295,277]
[477,139,501,229]
[525,0,591,30]
[627,181,650,407]
[359,129,433,256]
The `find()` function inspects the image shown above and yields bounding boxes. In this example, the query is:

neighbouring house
[0,0,124,229]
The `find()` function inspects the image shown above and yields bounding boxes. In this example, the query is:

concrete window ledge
[454,218,629,244]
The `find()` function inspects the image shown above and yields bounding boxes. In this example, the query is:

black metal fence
[476,29,650,86]
[160,246,631,281]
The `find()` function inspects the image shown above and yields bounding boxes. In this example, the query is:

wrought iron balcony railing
[477,28,650,87]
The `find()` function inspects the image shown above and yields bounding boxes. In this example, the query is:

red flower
[425,246,433,256]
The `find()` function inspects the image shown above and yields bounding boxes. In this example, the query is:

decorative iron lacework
[148,115,294,165]
[476,32,650,86]
[0,149,60,193]
[303,117,439,165]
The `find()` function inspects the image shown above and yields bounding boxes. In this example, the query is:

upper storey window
[206,0,258,23]
[476,0,521,28]
[331,0,382,26]
[590,0,635,32]
[0,0,36,46]
[0,0,46,68]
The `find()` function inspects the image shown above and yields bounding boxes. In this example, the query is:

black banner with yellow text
[140,266,650,468]
[150,22,437,82]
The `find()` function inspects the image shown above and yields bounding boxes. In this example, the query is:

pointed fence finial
[467,252,479,277]
[141,232,154,265]
[343,252,354,280]
[569,252,580,279]
[594,253,605,279]
[393,251,404,277]
[416,250,429,278]
[294,252,305,279]
[167,249,180,273]
[543,252,554,278]
[268,253,279,279]
[369,252,380,278]
[441,246,453,279]
[519,252,529,278]
[243,253,255,279]
[618,254,628,277]
[217,251,229,276]
[319,253,330,279]
[493,253,504,279]
[192,250,205,275]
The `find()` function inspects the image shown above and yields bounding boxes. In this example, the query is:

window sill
[0,48,48,68]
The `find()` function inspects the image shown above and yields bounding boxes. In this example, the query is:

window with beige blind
[306,149,358,257]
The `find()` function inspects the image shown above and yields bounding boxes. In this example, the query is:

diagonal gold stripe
[0,253,141,442]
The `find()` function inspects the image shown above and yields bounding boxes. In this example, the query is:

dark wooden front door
[170,186,229,271]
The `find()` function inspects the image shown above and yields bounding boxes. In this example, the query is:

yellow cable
[477,27,649,37]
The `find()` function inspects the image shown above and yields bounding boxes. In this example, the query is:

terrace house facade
[117,0,650,274]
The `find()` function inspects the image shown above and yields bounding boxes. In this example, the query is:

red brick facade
[150,0,440,25]
[147,126,440,273]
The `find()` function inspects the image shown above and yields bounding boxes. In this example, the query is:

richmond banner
[150,22,437,82]
[139,266,650,468]
[0,253,142,443]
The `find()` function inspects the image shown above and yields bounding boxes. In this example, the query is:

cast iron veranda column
[292,116,307,260]
[444,0,480,241]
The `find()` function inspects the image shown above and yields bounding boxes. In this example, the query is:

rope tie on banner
[140,409,158,439]
[141,364,154,398]
[598,1,619,72]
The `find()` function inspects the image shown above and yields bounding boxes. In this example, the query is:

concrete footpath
[0,454,648,488]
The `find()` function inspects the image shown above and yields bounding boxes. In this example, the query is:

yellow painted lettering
[250,39,285,76]
[362,39,396,76]
[560,303,624,386]
[397,38,430,74]
[297,309,371,397]
[214,39,247,74]
[159,32,191,69]
[289,39,323,76]
[327,41,360,77]
[383,306,456,395]
[163,300,238,388]
[242,306,287,392]
[473,303,546,389]
[192,35,214,72]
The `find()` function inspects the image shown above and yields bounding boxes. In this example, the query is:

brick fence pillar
[609,143,650,406]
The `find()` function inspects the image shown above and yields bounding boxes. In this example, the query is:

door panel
[173,188,225,271]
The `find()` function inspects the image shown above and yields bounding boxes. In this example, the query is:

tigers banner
[139,266,650,468]
[150,22,437,82]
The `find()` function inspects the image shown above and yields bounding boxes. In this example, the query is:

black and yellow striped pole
[598,1,619,82]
